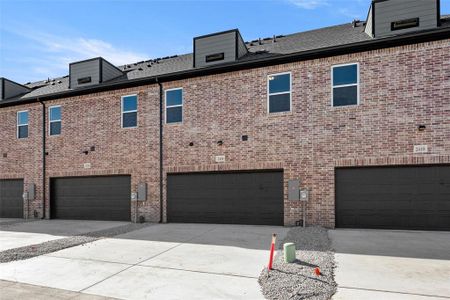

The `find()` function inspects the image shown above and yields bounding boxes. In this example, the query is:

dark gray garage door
[336,166,450,230]
[50,176,131,221]
[167,171,284,225]
[0,179,24,218]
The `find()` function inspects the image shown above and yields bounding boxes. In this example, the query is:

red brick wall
[0,103,43,217]
[162,39,450,227]
[1,39,449,226]
[1,86,162,222]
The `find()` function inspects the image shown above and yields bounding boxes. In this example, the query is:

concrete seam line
[339,286,450,299]
[79,225,219,293]
[78,263,136,293]
[78,241,188,292]
[78,240,187,293]
[134,225,218,265]
[43,254,135,266]
[140,265,258,279]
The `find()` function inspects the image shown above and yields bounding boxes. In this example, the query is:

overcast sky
[1,0,449,83]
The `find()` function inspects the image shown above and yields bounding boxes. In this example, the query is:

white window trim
[121,94,138,128]
[49,105,62,136]
[17,110,29,139]
[165,88,183,124]
[267,71,292,114]
[331,62,360,107]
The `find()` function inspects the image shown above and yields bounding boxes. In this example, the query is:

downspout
[38,98,46,219]
[156,79,164,223]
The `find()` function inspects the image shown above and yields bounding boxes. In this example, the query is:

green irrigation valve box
[284,242,296,263]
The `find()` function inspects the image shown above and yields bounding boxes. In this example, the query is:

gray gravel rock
[258,226,336,300]
[0,223,149,263]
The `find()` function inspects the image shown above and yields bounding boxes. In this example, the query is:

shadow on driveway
[0,219,130,237]
[330,229,450,260]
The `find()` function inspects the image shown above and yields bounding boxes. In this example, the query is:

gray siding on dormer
[102,60,123,83]
[1,78,30,100]
[194,31,237,68]
[237,32,248,58]
[365,5,373,37]
[70,58,101,89]
[374,0,437,37]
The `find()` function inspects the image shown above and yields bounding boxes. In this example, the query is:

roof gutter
[1,27,449,108]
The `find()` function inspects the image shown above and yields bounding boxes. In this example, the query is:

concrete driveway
[330,229,450,300]
[0,219,129,251]
[0,223,288,299]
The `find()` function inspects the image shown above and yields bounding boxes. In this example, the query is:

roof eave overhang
[1,27,450,108]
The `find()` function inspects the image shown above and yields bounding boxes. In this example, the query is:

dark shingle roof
[1,16,449,104]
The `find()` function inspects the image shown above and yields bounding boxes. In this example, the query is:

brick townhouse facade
[1,0,449,230]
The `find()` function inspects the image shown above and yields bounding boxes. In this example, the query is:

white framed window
[121,94,138,128]
[165,88,183,124]
[267,72,291,113]
[49,106,61,136]
[331,63,359,107]
[17,110,29,139]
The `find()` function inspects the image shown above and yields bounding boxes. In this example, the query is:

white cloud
[2,28,149,81]
[286,0,328,9]
[23,30,148,65]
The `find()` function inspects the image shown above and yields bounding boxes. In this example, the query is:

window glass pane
[18,125,28,138]
[50,107,61,121]
[18,111,28,125]
[269,93,291,113]
[167,106,182,123]
[269,74,290,94]
[166,89,182,106]
[123,112,137,127]
[123,95,137,111]
[50,121,61,135]
[333,64,357,86]
[333,86,358,106]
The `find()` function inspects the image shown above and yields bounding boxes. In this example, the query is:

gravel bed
[0,223,149,263]
[259,226,336,300]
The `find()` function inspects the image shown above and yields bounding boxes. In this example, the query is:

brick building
[1,0,449,230]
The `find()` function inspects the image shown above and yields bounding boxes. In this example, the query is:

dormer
[69,57,123,89]
[193,29,248,68]
[0,77,30,101]
[365,0,440,38]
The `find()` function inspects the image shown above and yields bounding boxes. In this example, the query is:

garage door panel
[51,176,131,221]
[336,166,450,230]
[0,179,24,218]
[167,171,283,225]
